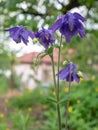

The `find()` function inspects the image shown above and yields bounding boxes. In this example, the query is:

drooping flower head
[51,12,86,42]
[5,26,34,45]
[34,28,55,50]
[57,62,80,83]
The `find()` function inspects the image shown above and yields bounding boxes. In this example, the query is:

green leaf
[39,53,47,59]
[47,97,57,103]
[59,95,70,105]
[46,46,53,55]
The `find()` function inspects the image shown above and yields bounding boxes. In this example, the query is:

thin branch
[56,0,65,7]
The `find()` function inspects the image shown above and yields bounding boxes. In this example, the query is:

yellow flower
[0,113,4,118]
[95,88,98,92]
[6,128,10,130]
[68,106,73,112]
[80,77,83,81]
[77,99,80,104]
[64,87,68,93]
[28,107,32,112]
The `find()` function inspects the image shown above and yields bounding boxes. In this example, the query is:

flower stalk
[56,35,63,130]
[50,51,62,130]
[65,64,71,130]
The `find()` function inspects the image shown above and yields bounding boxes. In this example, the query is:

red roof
[17,49,60,64]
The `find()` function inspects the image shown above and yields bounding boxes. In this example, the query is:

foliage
[0,120,8,130]
[0,75,10,94]
[7,79,98,130]
[9,87,47,108]
[1,0,98,30]
[9,110,32,130]
[0,43,11,70]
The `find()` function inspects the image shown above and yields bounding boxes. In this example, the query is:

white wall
[14,63,52,89]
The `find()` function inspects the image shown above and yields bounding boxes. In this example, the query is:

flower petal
[66,74,74,82]
[72,73,80,83]
[74,13,87,22]
[28,31,35,39]
[50,17,62,32]
[34,28,55,49]
[59,67,69,80]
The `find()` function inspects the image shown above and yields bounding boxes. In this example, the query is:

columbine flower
[57,62,80,83]
[34,28,55,49]
[51,12,86,42]
[5,26,34,45]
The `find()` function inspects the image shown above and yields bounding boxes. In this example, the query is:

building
[14,49,59,89]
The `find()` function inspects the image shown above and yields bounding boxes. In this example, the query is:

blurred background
[0,0,98,130]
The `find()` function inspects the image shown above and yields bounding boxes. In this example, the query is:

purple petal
[59,67,69,80]
[5,26,34,45]
[66,74,74,82]
[72,64,77,71]
[28,31,35,39]
[34,28,55,49]
[74,12,86,22]
[60,23,78,42]
[50,17,62,32]
[65,34,71,43]
[78,25,85,38]
[5,26,19,33]
[5,27,20,40]
[58,62,80,83]
[21,29,29,39]
[72,73,80,83]
[21,37,28,45]
[66,12,75,31]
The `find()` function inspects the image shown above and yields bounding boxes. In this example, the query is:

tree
[0,0,98,30]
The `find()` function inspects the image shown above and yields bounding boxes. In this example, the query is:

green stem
[50,53,62,130]
[56,35,63,130]
[65,65,71,130]
[50,54,57,90]
[50,35,62,130]
[57,35,62,102]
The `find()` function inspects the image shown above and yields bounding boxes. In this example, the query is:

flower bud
[77,71,83,77]
[33,38,38,44]
[63,60,68,65]
[33,58,39,65]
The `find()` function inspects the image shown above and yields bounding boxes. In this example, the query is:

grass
[0,78,98,130]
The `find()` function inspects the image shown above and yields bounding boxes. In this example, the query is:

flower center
[45,34,49,40]
[69,24,74,31]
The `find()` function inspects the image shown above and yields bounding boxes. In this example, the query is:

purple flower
[34,28,55,49]
[57,62,80,83]
[5,26,34,45]
[51,12,86,42]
